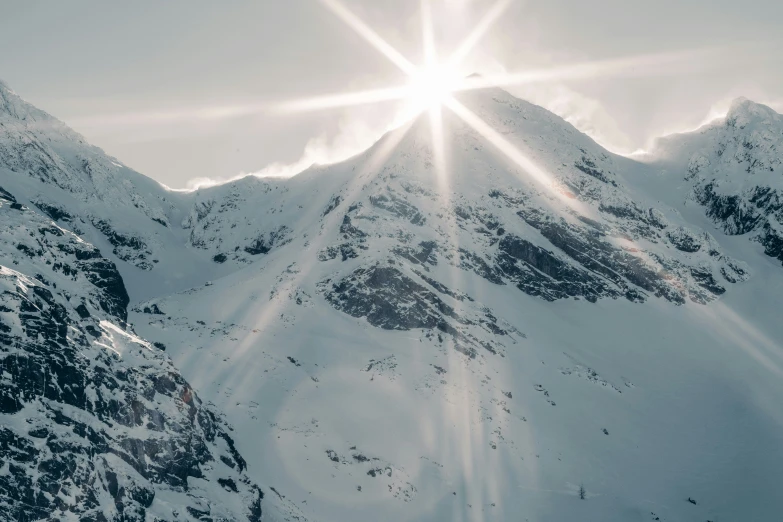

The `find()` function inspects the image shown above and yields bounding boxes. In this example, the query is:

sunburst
[278,0,724,192]
[287,0,512,111]
[279,0,566,196]
[277,0,611,218]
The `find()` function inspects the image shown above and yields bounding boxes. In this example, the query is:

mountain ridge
[643,95,783,266]
[2,79,783,521]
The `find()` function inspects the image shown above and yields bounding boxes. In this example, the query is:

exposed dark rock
[323,265,513,358]
[75,303,91,318]
[689,172,783,267]
[34,201,73,222]
[245,226,289,255]
[141,304,164,315]
[92,220,146,251]
[458,248,504,285]
[340,214,367,239]
[759,221,783,264]
[370,191,426,225]
[599,203,667,232]
[0,185,16,202]
[667,227,703,253]
[322,194,342,217]
[0,202,267,522]
[517,212,687,303]
[574,153,618,187]
[413,269,474,302]
[325,265,467,331]
[393,240,438,268]
[695,182,764,235]
[219,477,239,492]
[91,219,154,270]
[319,243,363,262]
[497,234,614,302]
[79,258,130,325]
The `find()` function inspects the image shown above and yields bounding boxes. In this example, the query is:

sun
[281,0,700,125]
[407,65,461,112]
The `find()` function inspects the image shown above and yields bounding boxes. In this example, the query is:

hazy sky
[1,0,781,188]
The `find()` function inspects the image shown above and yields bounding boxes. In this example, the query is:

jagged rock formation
[0,188,268,521]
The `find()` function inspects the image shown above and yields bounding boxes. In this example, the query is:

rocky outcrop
[0,189,266,522]
[323,264,521,358]
[91,219,156,270]
[665,99,783,267]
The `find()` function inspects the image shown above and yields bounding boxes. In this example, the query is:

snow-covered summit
[0,77,38,119]
[644,96,783,265]
[726,96,783,128]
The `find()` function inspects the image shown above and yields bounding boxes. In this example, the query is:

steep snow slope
[2,79,783,522]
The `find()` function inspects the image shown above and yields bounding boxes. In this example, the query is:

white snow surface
[2,79,783,521]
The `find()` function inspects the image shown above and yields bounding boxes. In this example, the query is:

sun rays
[277,0,734,179]
[66,1,741,178]
[246,0,747,378]
[283,0,570,204]
[276,0,616,217]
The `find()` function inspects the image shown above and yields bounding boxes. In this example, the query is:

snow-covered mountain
[644,97,783,266]
[2,78,783,522]
[0,190,273,522]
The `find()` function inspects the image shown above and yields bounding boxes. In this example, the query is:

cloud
[468,58,635,153]
[518,83,635,153]
[184,98,417,190]
[651,93,783,148]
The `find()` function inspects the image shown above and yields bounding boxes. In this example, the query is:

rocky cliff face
[0,188,273,521]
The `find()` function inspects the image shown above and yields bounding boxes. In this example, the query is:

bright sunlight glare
[278,0,718,122]
[282,0,577,206]
[408,65,462,112]
[278,0,712,212]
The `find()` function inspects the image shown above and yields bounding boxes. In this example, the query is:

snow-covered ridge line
[3,78,783,522]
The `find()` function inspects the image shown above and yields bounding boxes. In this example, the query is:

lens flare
[408,65,461,112]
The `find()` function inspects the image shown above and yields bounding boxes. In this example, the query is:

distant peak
[0,78,25,117]
[0,78,57,123]
[725,97,781,127]
[0,79,22,118]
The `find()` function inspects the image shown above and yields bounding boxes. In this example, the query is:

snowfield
[2,78,783,521]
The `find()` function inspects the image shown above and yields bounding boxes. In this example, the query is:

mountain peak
[0,77,14,94]
[725,96,782,128]
[0,78,42,121]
